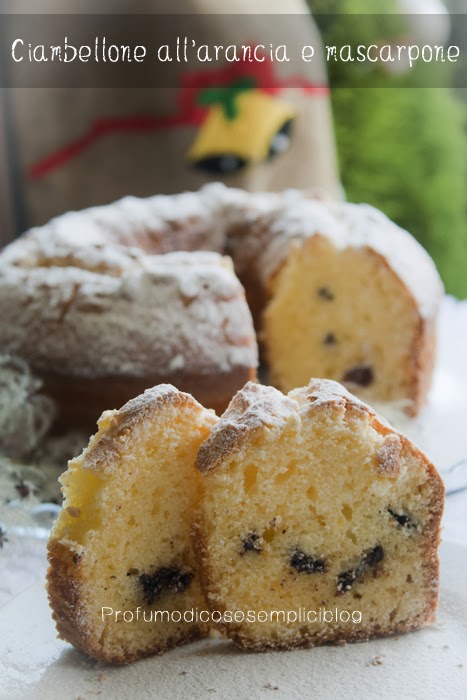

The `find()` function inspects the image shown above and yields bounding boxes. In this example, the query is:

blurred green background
[309,0,467,298]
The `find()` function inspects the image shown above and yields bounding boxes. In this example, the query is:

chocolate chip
[242,532,262,554]
[337,544,384,594]
[323,332,337,345]
[364,545,384,567]
[290,549,326,574]
[138,567,193,605]
[0,527,8,549]
[336,569,357,593]
[342,365,374,387]
[387,508,415,528]
[317,287,334,301]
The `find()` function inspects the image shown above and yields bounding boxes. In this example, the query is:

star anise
[15,478,38,499]
[0,527,9,549]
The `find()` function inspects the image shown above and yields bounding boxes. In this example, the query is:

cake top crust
[2,184,443,325]
[256,200,443,320]
[80,384,217,475]
[0,185,442,388]
[196,378,429,475]
[0,250,257,377]
[196,381,298,474]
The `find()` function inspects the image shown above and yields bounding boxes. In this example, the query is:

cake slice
[194,379,444,650]
[259,201,444,415]
[47,385,218,664]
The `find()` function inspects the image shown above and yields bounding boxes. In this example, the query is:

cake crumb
[263,682,279,690]
[367,654,384,666]
[376,434,402,477]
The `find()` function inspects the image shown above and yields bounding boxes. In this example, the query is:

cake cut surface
[258,201,443,414]
[47,385,218,664]
[194,379,444,650]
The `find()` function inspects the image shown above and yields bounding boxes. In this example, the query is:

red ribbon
[28,48,328,179]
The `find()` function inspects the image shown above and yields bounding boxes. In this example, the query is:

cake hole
[306,484,318,501]
[263,526,276,544]
[341,503,353,521]
[406,573,413,583]
[243,464,259,493]
[346,529,358,545]
[275,463,297,484]
[389,605,400,622]
[127,516,136,527]
[309,503,326,526]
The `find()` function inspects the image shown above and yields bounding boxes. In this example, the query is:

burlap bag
[2,0,339,236]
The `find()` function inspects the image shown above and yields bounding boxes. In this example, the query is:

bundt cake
[216,193,444,415]
[194,379,444,651]
[0,244,257,430]
[47,384,218,664]
[0,184,443,426]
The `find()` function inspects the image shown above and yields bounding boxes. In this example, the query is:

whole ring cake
[0,185,443,427]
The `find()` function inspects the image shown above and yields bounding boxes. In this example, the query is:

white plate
[0,540,466,700]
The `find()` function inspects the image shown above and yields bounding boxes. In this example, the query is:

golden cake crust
[47,537,207,664]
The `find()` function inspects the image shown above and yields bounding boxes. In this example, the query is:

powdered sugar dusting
[0,184,442,389]
[20,190,224,255]
[196,381,299,473]
[0,251,257,378]
[290,377,370,411]
[253,199,443,320]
